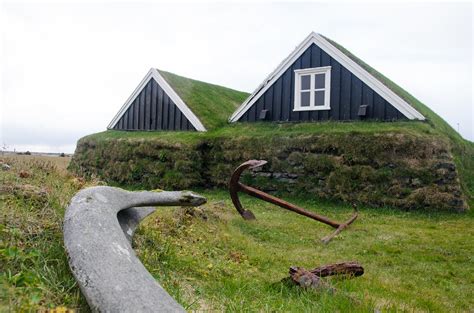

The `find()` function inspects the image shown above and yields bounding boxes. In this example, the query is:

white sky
[1,2,472,153]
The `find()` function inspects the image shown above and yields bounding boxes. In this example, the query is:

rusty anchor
[229,160,358,243]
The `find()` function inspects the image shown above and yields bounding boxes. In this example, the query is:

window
[294,66,331,111]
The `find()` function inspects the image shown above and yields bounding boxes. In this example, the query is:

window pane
[301,75,311,90]
[315,91,325,106]
[315,74,325,89]
[301,91,310,107]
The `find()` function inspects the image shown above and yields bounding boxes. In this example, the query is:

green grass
[2,156,474,311]
[208,120,436,138]
[86,128,205,145]
[135,190,474,312]
[0,155,89,312]
[86,119,436,143]
[159,70,249,130]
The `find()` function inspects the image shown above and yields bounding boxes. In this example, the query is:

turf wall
[70,132,468,212]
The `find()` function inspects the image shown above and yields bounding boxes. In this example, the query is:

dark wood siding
[238,43,406,122]
[113,79,196,131]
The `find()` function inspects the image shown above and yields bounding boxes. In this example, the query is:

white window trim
[293,66,331,111]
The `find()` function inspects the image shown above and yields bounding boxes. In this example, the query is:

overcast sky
[1,2,472,153]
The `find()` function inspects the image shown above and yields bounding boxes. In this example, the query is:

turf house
[73,32,472,214]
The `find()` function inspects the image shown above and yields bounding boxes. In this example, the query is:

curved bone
[64,186,206,312]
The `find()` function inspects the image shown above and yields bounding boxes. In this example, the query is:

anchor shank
[238,183,341,229]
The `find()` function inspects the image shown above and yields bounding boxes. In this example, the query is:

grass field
[136,191,474,312]
[1,155,473,312]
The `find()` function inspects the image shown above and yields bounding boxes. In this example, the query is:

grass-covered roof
[158,70,249,130]
[323,35,459,141]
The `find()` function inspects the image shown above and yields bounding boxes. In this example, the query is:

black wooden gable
[230,33,424,123]
[238,43,404,122]
[112,78,196,131]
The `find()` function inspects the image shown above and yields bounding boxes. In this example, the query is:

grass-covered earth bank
[70,121,470,212]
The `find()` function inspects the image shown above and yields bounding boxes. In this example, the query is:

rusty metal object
[321,211,358,244]
[229,160,358,241]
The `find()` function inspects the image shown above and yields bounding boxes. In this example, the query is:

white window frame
[293,66,331,111]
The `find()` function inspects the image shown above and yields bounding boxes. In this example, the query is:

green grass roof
[158,70,249,130]
[323,35,463,142]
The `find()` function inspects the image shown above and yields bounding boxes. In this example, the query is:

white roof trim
[229,32,425,122]
[108,68,207,131]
